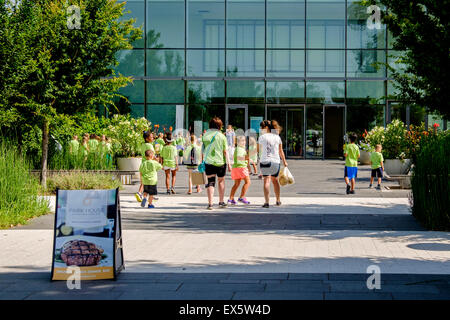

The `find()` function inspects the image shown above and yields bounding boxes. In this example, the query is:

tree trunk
[40,119,49,187]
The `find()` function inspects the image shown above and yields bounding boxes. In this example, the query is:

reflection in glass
[129,104,145,119]
[227,81,264,104]
[188,0,225,48]
[147,80,184,103]
[147,50,185,77]
[186,105,225,134]
[307,50,345,77]
[347,50,385,78]
[118,0,145,48]
[226,50,264,77]
[306,81,344,104]
[347,0,386,49]
[266,81,305,104]
[115,50,144,77]
[267,0,305,49]
[267,50,304,77]
[119,80,145,103]
[306,105,323,159]
[387,50,406,76]
[347,105,385,135]
[188,81,225,104]
[187,50,225,76]
[227,0,264,49]
[147,0,185,48]
[347,81,385,104]
[146,105,177,130]
[307,0,345,49]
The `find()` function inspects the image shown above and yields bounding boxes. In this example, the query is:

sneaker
[219,202,227,208]
[167,189,171,195]
[350,190,355,194]
[153,197,159,201]
[140,198,147,208]
[228,199,237,205]
[238,198,250,205]
[346,184,351,194]
[262,203,269,208]
[148,204,155,209]
[376,185,381,190]
[135,193,142,203]
[368,184,373,189]
[275,201,281,206]
[171,188,176,194]
[207,204,213,210]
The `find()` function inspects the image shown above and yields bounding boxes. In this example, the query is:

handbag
[198,132,218,173]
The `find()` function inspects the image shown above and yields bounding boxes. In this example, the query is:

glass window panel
[226,50,264,77]
[115,50,144,77]
[147,0,185,48]
[347,0,386,49]
[267,0,305,49]
[119,80,145,103]
[227,0,264,49]
[147,50,185,77]
[306,50,345,77]
[227,80,264,103]
[146,105,177,130]
[186,104,225,134]
[118,0,145,48]
[187,81,225,104]
[305,105,323,159]
[267,50,305,77]
[347,105,385,135]
[347,81,385,104]
[306,81,344,104]
[388,50,406,76]
[130,104,145,119]
[266,81,305,103]
[147,80,184,103]
[347,50,386,78]
[187,50,225,76]
[188,0,225,48]
[307,0,345,49]
[387,80,400,98]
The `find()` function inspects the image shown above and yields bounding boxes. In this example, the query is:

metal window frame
[323,104,347,160]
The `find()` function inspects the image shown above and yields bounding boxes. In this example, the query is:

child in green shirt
[88,134,99,153]
[154,132,165,157]
[135,131,156,203]
[369,144,384,190]
[344,133,360,195]
[161,132,179,194]
[228,136,251,205]
[68,135,79,155]
[139,149,162,209]
[184,134,203,194]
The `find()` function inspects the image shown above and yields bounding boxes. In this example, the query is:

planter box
[117,157,142,172]
[384,159,411,175]
[359,150,371,165]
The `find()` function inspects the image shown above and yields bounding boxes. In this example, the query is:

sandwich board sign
[51,188,124,280]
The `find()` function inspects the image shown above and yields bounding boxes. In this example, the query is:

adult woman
[258,120,288,208]
[202,117,232,210]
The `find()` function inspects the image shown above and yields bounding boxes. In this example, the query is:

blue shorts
[344,166,358,180]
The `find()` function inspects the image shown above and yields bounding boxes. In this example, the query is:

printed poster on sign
[51,188,123,281]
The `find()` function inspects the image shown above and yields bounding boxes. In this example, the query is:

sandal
[276,201,282,206]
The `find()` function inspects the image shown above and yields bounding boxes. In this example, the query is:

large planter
[117,157,142,172]
[359,150,371,165]
[384,159,411,175]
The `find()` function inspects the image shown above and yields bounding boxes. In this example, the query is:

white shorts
[164,166,176,171]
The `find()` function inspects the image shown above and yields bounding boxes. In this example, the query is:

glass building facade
[114,0,428,159]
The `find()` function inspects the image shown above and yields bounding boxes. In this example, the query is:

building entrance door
[226,105,248,133]
[267,105,305,158]
[324,105,346,159]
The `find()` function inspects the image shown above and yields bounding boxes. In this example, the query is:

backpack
[190,146,198,166]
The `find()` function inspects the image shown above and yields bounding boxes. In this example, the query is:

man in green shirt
[369,144,384,190]
[139,149,162,209]
[344,133,360,195]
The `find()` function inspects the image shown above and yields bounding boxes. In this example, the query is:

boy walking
[139,149,162,209]
[344,133,360,194]
[369,144,384,190]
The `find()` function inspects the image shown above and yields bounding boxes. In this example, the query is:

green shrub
[0,140,49,229]
[411,131,450,231]
[44,173,122,194]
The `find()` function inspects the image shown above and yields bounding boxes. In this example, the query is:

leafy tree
[0,0,141,185]
[367,0,450,119]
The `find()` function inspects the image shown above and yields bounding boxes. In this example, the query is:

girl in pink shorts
[228,136,251,205]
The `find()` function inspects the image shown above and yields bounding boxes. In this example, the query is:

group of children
[344,133,385,194]
[68,133,112,161]
[136,129,262,209]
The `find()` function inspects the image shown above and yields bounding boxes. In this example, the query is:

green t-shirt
[161,144,177,168]
[176,137,185,146]
[140,142,155,157]
[80,143,89,156]
[248,144,258,162]
[233,146,248,168]
[88,139,99,153]
[345,143,360,167]
[184,144,202,165]
[202,130,228,167]
[68,140,79,154]
[370,151,384,169]
[155,138,165,154]
[139,159,162,185]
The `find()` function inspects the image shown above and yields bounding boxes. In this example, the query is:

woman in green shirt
[161,132,179,194]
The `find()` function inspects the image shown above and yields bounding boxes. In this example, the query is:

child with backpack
[184,134,203,194]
